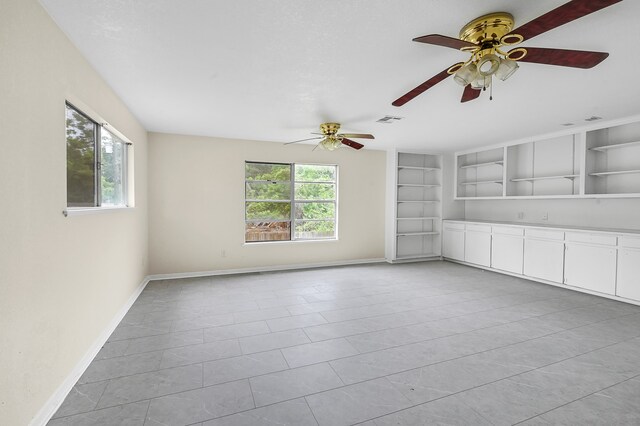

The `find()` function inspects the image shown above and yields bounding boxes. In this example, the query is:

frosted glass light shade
[471,75,492,90]
[477,54,501,76]
[495,58,519,81]
[453,63,478,87]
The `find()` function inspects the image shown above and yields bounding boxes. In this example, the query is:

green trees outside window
[66,103,128,208]
[245,162,337,242]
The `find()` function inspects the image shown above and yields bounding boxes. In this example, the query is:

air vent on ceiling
[561,123,575,126]
[376,115,403,124]
[585,116,602,122]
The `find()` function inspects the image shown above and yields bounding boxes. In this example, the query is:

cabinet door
[564,243,617,295]
[491,235,524,274]
[443,229,465,261]
[524,238,564,283]
[617,248,640,301]
[465,230,491,267]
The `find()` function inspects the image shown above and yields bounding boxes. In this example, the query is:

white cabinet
[523,229,565,283]
[564,243,617,295]
[491,226,524,274]
[464,224,491,267]
[617,237,640,301]
[443,223,465,261]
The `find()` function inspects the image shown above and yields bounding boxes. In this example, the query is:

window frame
[244,161,338,243]
[65,101,130,211]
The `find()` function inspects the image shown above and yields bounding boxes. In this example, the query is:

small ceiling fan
[285,123,375,151]
[392,0,622,106]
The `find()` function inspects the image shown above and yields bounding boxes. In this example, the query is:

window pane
[245,221,291,242]
[295,183,335,200]
[246,182,290,200]
[66,105,96,207]
[100,129,126,206]
[246,162,290,181]
[295,164,336,182]
[295,202,335,220]
[294,221,335,239]
[246,201,291,220]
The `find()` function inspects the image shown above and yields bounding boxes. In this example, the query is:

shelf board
[397,200,439,203]
[510,174,579,182]
[459,160,504,169]
[459,180,504,186]
[397,184,440,188]
[589,170,640,177]
[395,253,440,260]
[590,140,640,152]
[397,217,439,220]
[397,166,440,171]
[397,231,440,236]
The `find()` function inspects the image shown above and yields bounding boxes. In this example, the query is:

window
[66,102,128,208]
[245,162,337,242]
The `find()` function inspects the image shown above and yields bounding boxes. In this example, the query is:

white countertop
[443,219,640,236]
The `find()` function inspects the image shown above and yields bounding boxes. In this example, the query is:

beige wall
[0,1,148,424]
[148,133,386,274]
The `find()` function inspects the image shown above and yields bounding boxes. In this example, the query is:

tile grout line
[512,372,640,425]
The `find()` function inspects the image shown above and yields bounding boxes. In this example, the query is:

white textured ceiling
[39,0,639,152]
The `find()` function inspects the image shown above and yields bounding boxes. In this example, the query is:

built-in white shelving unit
[386,151,442,262]
[454,115,640,199]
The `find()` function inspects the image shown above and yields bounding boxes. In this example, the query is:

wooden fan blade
[341,138,364,150]
[392,64,458,107]
[505,0,622,43]
[339,133,375,139]
[284,136,322,145]
[413,34,476,51]
[512,47,609,68]
[461,85,481,103]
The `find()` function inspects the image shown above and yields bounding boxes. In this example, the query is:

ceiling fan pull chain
[490,77,493,101]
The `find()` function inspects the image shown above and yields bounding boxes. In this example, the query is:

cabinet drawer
[525,228,564,241]
[443,222,465,231]
[619,236,640,249]
[492,226,524,236]
[565,232,617,246]
[466,224,491,233]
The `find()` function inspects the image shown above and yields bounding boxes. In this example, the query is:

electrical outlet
[542,212,549,221]
[517,212,524,219]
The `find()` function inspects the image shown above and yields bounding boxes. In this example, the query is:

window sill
[244,238,338,246]
[63,206,133,217]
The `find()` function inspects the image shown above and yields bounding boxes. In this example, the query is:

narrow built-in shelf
[589,140,640,152]
[510,174,579,182]
[589,170,640,177]
[397,217,439,220]
[397,183,440,188]
[397,231,440,236]
[460,160,504,169]
[397,166,440,171]
[459,180,503,186]
[397,200,439,203]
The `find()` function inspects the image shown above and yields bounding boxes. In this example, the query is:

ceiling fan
[392,0,622,106]
[285,123,375,151]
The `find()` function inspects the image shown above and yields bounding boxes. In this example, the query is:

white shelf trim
[397,200,439,203]
[397,231,440,236]
[397,184,440,188]
[459,160,504,169]
[589,170,640,177]
[510,174,579,182]
[589,140,640,152]
[397,166,440,171]
[459,180,504,186]
[397,217,439,220]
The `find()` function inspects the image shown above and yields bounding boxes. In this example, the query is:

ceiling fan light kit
[392,0,622,106]
[286,122,375,151]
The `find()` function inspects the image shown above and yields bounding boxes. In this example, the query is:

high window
[66,102,128,208]
[245,162,337,242]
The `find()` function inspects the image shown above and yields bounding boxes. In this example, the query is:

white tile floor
[48,261,640,425]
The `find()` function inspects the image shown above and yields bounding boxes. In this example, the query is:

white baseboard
[146,258,387,281]
[30,277,150,426]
